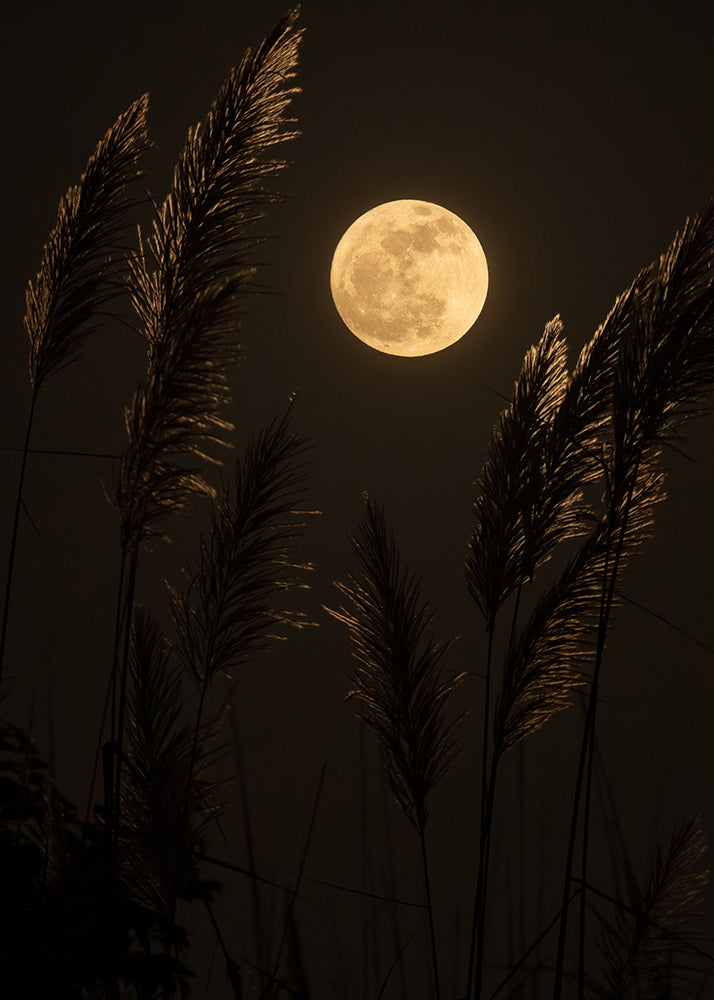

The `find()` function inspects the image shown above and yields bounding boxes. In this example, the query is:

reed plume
[25,93,150,393]
[551,199,714,1000]
[332,496,464,835]
[330,495,465,1000]
[169,403,315,904]
[105,14,304,947]
[114,7,303,550]
[466,318,578,632]
[492,465,662,760]
[170,403,314,689]
[121,608,220,920]
[466,317,596,1000]
[0,94,150,691]
[594,816,709,1000]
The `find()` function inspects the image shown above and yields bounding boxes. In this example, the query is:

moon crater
[330,200,488,357]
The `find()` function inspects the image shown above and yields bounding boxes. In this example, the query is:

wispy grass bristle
[595,815,709,1000]
[170,403,315,688]
[25,94,150,392]
[121,608,220,918]
[330,496,464,835]
[466,317,583,633]
[115,8,303,549]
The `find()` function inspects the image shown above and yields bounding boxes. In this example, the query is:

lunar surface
[330,199,488,356]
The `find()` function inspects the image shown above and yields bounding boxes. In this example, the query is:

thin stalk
[577,687,598,1000]
[553,481,636,1000]
[172,653,212,1000]
[228,698,269,984]
[108,542,139,1000]
[419,825,441,1000]
[575,488,636,999]
[203,899,243,998]
[466,625,495,1000]
[469,580,523,1000]
[533,790,547,1000]
[112,543,139,835]
[0,445,120,459]
[180,675,209,845]
[110,547,129,771]
[264,764,326,1000]
[380,743,408,1000]
[82,545,128,844]
[360,724,369,1000]
[518,741,527,996]
[550,693,594,1000]
[487,890,580,1000]
[473,753,499,1000]
[14,686,37,849]
[0,386,39,689]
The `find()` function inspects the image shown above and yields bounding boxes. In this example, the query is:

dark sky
[2,2,714,997]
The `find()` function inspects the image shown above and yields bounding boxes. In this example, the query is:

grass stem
[467,625,495,1000]
[0,387,38,691]
[420,826,442,1000]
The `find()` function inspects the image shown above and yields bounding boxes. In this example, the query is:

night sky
[2,2,714,997]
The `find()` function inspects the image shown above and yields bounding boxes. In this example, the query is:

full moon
[330,199,488,357]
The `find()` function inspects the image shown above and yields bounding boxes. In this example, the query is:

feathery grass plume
[466,317,581,633]
[114,280,244,548]
[115,7,303,550]
[1,94,150,689]
[121,608,220,919]
[330,496,465,835]
[594,816,709,1000]
[492,462,663,759]
[40,776,67,890]
[607,200,714,501]
[25,93,150,392]
[551,199,714,1000]
[330,496,463,1000]
[170,403,314,688]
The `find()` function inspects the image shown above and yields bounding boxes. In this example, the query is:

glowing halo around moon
[329,199,488,357]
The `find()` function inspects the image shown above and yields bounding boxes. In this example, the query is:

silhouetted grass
[1,5,713,999]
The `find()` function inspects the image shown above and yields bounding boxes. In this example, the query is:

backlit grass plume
[167,404,314,971]
[330,496,465,1000]
[1,93,149,689]
[551,199,714,1000]
[492,469,662,759]
[171,403,314,690]
[115,7,303,550]
[121,608,220,920]
[466,202,714,1000]
[25,93,149,393]
[594,815,709,1000]
[331,496,464,835]
[105,12,304,911]
[466,317,578,632]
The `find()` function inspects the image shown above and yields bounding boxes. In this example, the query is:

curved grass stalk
[330,496,465,1000]
[553,198,714,1000]
[0,93,149,691]
[104,8,303,932]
